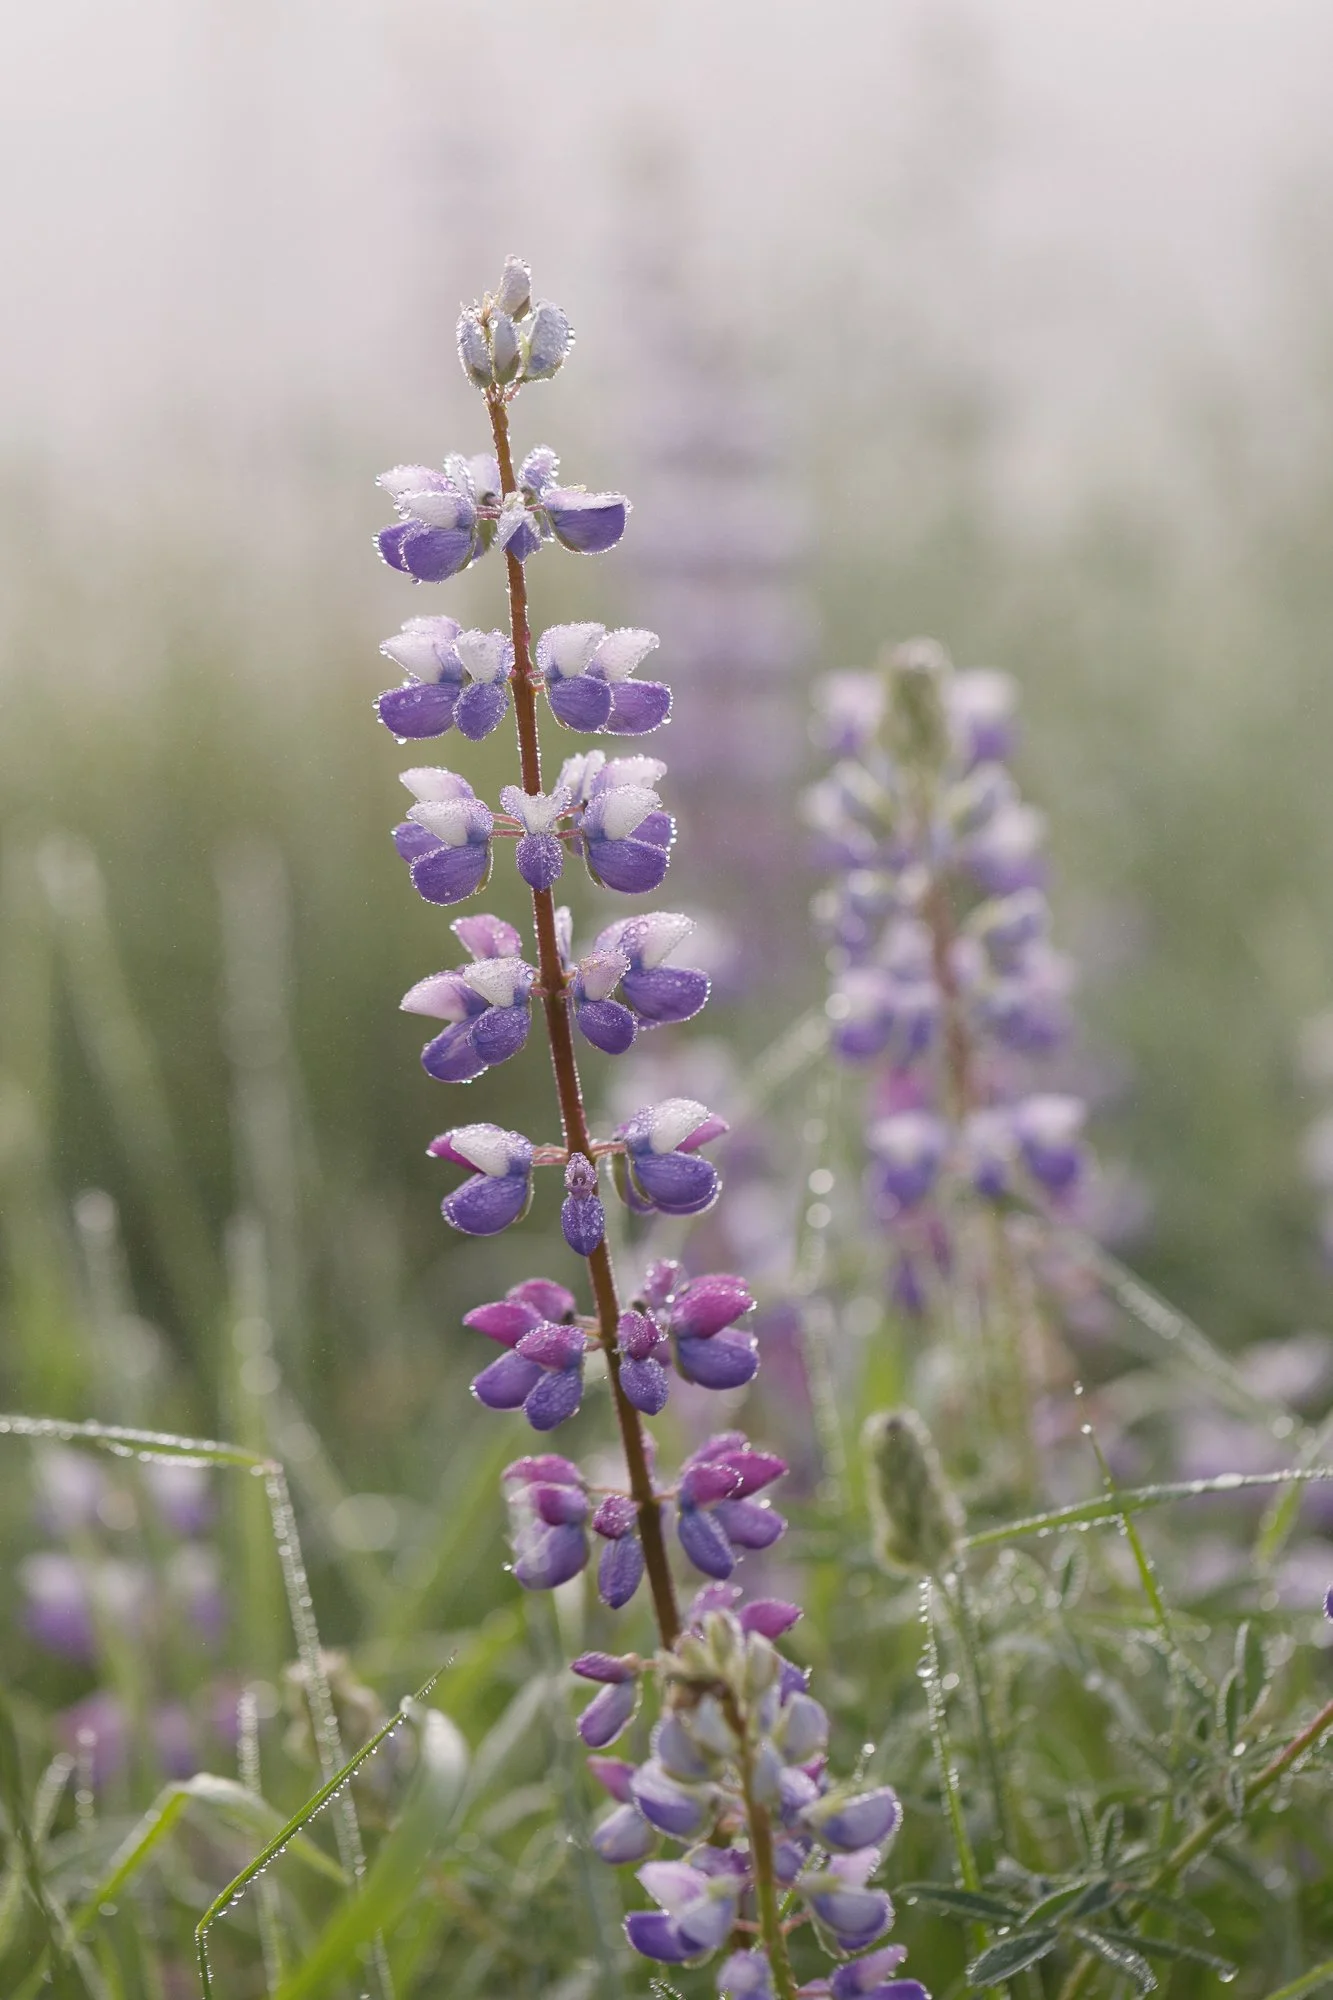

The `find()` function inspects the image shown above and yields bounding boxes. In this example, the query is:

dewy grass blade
[267,1702,467,2000]
[962,1466,1333,1550]
[0,1417,387,1997]
[1259,1959,1333,2000]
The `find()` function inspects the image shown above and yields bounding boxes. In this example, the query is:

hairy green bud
[863,1408,963,1574]
[883,636,953,775]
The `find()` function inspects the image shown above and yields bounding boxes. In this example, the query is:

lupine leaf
[1072,1926,1158,1991]
[1094,1928,1238,1978]
[966,1929,1061,1983]
[900,1883,1025,1921]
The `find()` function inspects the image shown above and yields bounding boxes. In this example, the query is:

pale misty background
[5,0,1333,1361]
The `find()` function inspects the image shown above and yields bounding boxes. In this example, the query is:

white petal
[381,629,448,680]
[407,800,470,847]
[447,1124,516,1177]
[401,487,470,530]
[648,1098,710,1155]
[634,911,694,968]
[377,463,439,501]
[462,957,529,1008]
[499,785,564,834]
[601,755,667,790]
[400,767,472,804]
[400,972,470,1021]
[455,629,512,684]
[597,785,659,842]
[540,621,604,679]
[556,749,605,801]
[590,627,659,681]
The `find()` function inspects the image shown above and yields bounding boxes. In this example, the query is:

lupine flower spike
[368,256,926,2000]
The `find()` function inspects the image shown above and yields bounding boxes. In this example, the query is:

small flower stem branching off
[1055,1691,1333,2000]
[723,1687,800,2000]
[485,385,681,1649]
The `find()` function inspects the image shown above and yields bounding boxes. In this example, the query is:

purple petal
[624,1912,695,1965]
[548,675,613,732]
[572,1649,635,1681]
[576,997,638,1055]
[598,1533,646,1610]
[669,1274,753,1340]
[588,1757,637,1798]
[516,1322,585,1369]
[578,1677,638,1747]
[442,1172,531,1236]
[675,1330,758,1391]
[463,1299,539,1347]
[546,491,630,555]
[410,842,492,907]
[828,1949,911,1999]
[617,1310,662,1361]
[512,1278,577,1319]
[807,1886,893,1953]
[472,1350,543,1411]
[454,912,522,958]
[713,1498,784,1550]
[621,1355,671,1414]
[512,1521,587,1591]
[715,1448,787,1496]
[592,1802,657,1865]
[470,1004,531,1065]
[630,1762,714,1839]
[592,1495,639,1539]
[632,1151,720,1217]
[528,1482,588,1527]
[739,1598,803,1638]
[375,522,413,572]
[454,680,510,741]
[375,682,457,738]
[806,1788,902,1853]
[396,522,477,583]
[606,680,672,734]
[586,834,671,895]
[420,1022,488,1084]
[677,1504,736,1580]
[561,1192,606,1256]
[621,964,709,1026]
[516,832,564,890]
[393,820,439,862]
[523,1366,584,1432]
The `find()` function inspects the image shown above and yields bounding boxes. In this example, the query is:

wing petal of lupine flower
[606,680,672,734]
[828,1949,912,1998]
[719,1950,777,1999]
[620,963,709,1024]
[376,681,460,737]
[630,1761,716,1839]
[454,680,510,740]
[469,1004,531,1065]
[443,1171,532,1235]
[712,1499,784,1550]
[632,1150,720,1216]
[598,1533,646,1608]
[675,1330,758,1390]
[472,1350,542,1410]
[420,1022,489,1083]
[545,489,630,553]
[623,1912,698,1964]
[578,1677,639,1747]
[621,1355,671,1413]
[669,1275,754,1340]
[677,1505,736,1580]
[592,1802,657,1864]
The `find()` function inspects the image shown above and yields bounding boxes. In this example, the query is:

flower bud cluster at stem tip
[367,257,927,2000]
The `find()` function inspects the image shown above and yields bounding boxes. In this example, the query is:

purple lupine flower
[571,947,638,1054]
[395,767,493,905]
[502,1455,589,1590]
[827,1948,917,1999]
[538,622,671,735]
[592,1493,647,1607]
[630,1760,718,1840]
[572,1650,640,1744]
[617,1310,671,1416]
[543,488,631,555]
[497,783,571,890]
[800,1862,895,1953]
[958,799,1047,897]
[592,911,710,1027]
[802,1787,902,1854]
[719,1950,777,1999]
[143,1459,215,1538]
[665,1272,758,1391]
[625,1860,740,1963]
[33,1448,106,1535]
[1012,1093,1086,1198]
[675,1434,787,1580]
[685,1585,804,1640]
[613,1098,728,1217]
[401,932,535,1083]
[560,751,676,894]
[865,1113,949,1216]
[561,1152,606,1255]
[374,615,466,739]
[429,1123,534,1234]
[947,666,1018,770]
[592,1799,659,1864]
[466,1276,586,1427]
[375,462,481,582]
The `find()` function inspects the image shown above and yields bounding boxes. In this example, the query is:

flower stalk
[485,383,680,1647]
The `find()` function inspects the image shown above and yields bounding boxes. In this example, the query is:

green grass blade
[962,1466,1333,1550]
[267,1703,468,2000]
[1260,1959,1333,2000]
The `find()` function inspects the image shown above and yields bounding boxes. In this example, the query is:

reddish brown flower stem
[486,386,681,1648]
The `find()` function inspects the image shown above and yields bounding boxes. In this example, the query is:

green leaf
[899,1883,1024,1922]
[0,1682,86,1995]
[1072,1928,1157,1992]
[270,1705,468,2000]
[967,1930,1060,1984]
[1023,1879,1111,1925]
[1094,1928,1237,1978]
[1260,1956,1333,2000]
[1236,1620,1269,1716]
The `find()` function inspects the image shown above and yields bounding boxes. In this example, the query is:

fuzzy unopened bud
[457,310,493,389]
[863,1409,962,1574]
[884,637,952,775]
[494,255,532,319]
